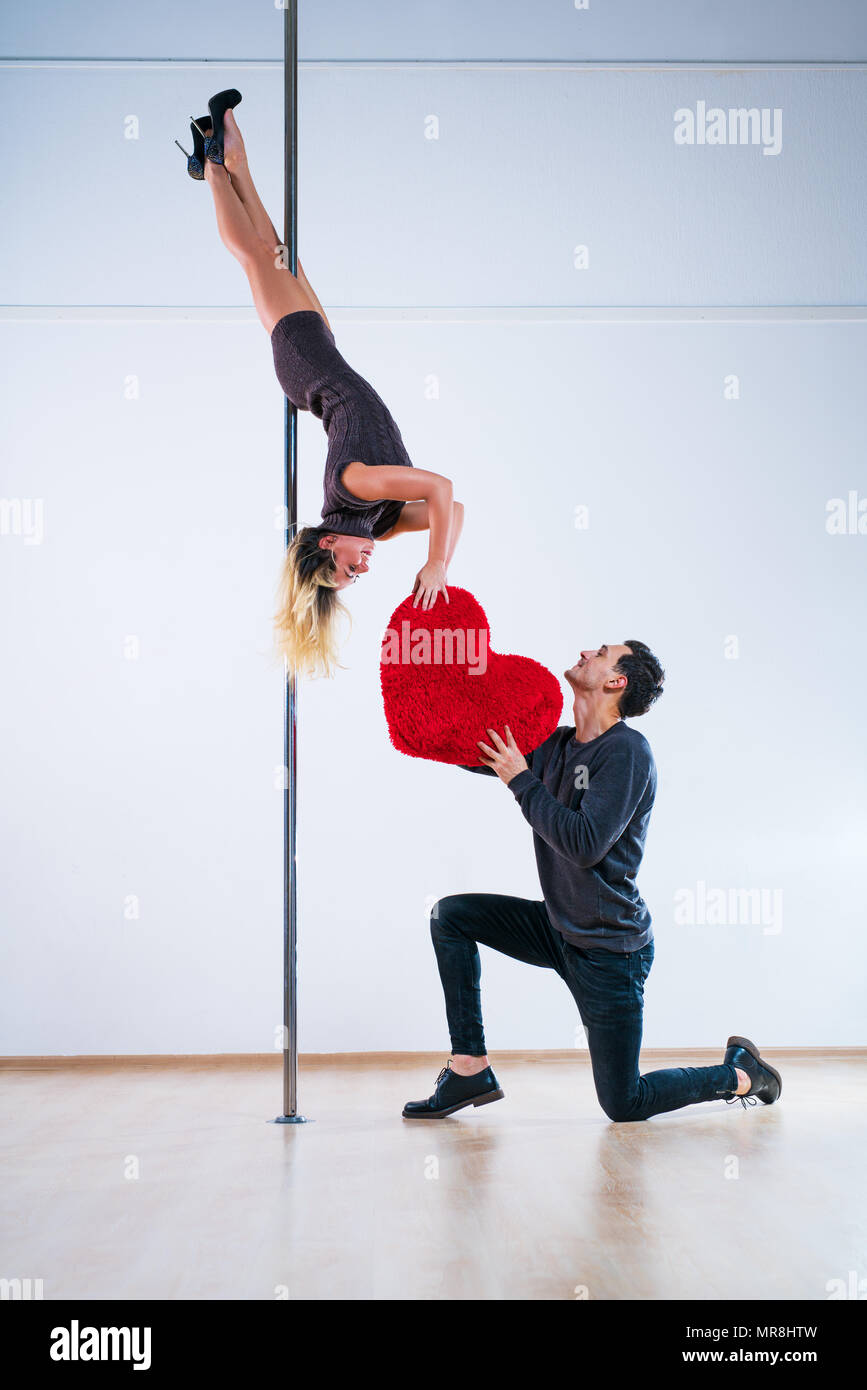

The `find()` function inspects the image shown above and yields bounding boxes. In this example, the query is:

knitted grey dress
[271,309,412,540]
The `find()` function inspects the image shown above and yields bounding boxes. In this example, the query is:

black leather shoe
[402,1060,504,1119]
[724,1034,782,1107]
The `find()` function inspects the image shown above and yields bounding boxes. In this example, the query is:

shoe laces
[435,1061,453,1088]
[726,1092,758,1108]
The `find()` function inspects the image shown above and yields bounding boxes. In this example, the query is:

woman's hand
[412,560,449,611]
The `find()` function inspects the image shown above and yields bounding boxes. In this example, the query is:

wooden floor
[1,1053,863,1301]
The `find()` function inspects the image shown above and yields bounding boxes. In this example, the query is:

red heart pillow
[380,586,564,765]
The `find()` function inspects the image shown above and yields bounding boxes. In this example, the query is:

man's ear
[606,673,628,691]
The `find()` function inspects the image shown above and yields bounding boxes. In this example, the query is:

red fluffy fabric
[380,587,563,766]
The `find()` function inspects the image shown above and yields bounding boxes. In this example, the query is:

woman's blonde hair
[274,525,351,678]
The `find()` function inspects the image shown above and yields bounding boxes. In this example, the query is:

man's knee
[601,1102,646,1123]
[595,1084,646,1123]
[429,894,462,941]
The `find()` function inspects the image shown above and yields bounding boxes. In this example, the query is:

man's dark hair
[614,640,665,718]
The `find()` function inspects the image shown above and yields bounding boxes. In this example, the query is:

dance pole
[273,0,307,1124]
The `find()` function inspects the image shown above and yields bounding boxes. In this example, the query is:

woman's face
[319,534,375,589]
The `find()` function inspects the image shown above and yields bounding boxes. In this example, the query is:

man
[403,640,782,1122]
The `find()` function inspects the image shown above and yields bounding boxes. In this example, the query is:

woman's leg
[215,111,332,331]
[204,160,314,334]
[219,110,282,249]
[294,261,332,333]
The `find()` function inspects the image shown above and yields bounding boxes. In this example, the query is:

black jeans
[430,893,739,1122]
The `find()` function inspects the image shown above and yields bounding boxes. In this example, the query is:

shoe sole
[402,1087,505,1120]
[727,1034,782,1101]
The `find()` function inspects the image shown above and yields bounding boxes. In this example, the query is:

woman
[177,90,464,677]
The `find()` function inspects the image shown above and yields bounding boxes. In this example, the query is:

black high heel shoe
[174,115,210,180]
[201,88,243,166]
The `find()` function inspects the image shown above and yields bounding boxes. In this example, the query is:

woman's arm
[340,463,454,610]
[445,500,464,568]
[379,498,464,571]
[376,500,428,541]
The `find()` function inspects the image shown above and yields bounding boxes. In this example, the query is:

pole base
[270,1114,311,1124]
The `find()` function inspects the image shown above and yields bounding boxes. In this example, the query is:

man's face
[564,643,631,694]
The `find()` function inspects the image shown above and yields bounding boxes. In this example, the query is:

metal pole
[274,0,307,1124]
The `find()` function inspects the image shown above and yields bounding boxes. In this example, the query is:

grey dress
[271,309,412,539]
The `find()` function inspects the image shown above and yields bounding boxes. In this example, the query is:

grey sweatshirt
[463,720,656,952]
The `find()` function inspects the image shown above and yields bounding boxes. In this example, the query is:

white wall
[1,2,865,1054]
[3,64,865,306]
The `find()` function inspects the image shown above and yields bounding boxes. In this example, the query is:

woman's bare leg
[215,111,332,331]
[204,159,315,334]
[295,261,332,333]
[219,110,282,249]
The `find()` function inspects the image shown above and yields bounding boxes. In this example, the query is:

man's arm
[508,744,651,867]
[477,728,652,868]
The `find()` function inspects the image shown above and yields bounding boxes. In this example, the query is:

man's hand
[476,726,528,785]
